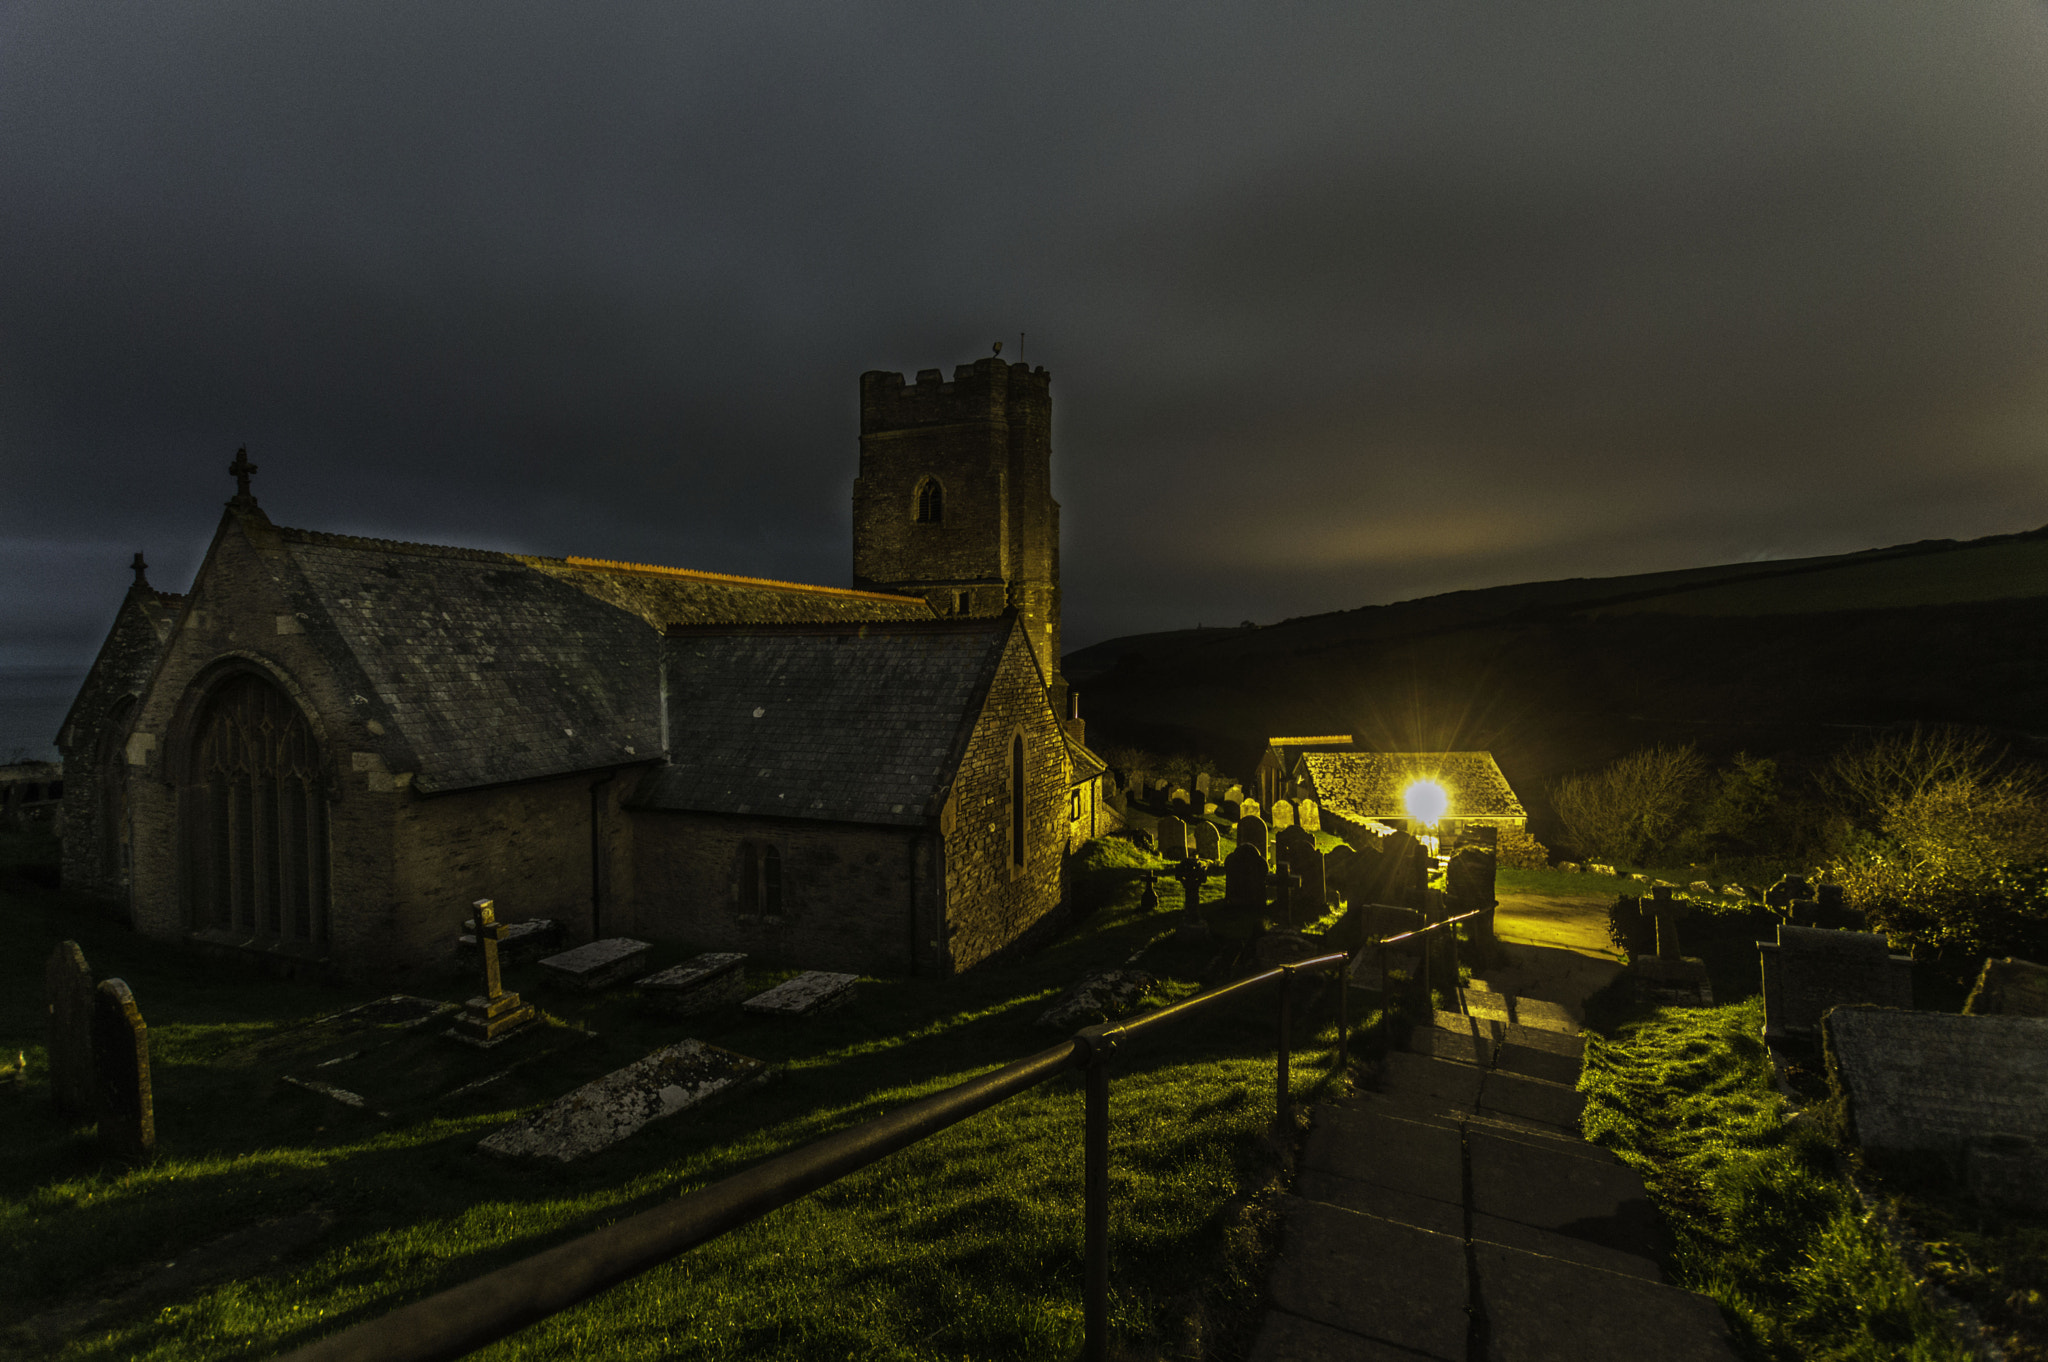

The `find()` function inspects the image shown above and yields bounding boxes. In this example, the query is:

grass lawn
[1580,994,1973,1361]
[0,833,1360,1361]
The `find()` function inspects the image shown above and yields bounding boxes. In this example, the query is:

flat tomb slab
[1824,1006,2048,1154]
[480,1039,764,1163]
[637,953,749,1013]
[743,971,859,1017]
[538,938,654,991]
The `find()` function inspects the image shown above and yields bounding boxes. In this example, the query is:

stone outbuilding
[57,357,1104,979]
[1292,750,1528,839]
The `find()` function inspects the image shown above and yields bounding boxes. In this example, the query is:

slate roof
[273,527,933,794]
[1299,751,1527,822]
[633,619,1013,827]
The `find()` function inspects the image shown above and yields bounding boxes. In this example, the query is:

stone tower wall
[852,357,1062,683]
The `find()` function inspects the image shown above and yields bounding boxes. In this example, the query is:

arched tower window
[181,672,329,944]
[1011,735,1026,868]
[915,477,944,523]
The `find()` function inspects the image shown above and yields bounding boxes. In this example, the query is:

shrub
[1493,822,1551,870]
[1551,743,1706,863]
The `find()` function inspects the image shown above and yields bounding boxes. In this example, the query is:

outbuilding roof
[633,618,1014,827]
[1298,751,1527,822]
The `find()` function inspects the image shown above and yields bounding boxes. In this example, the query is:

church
[57,355,1107,979]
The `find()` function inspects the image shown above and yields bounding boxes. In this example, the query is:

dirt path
[1477,892,1625,1024]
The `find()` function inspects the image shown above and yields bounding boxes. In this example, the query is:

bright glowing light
[1403,779,1449,827]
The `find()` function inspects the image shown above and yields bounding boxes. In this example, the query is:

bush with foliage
[1492,822,1551,870]
[1550,743,1706,864]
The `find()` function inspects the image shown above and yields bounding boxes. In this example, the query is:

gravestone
[1169,855,1215,923]
[1322,844,1357,907]
[1964,957,2048,1018]
[1224,843,1267,907]
[1194,773,1212,798]
[1270,799,1294,832]
[1169,787,1192,813]
[92,979,154,1163]
[1235,814,1269,855]
[450,899,539,1046]
[1037,970,1157,1030]
[1217,799,1240,822]
[1295,797,1320,833]
[1375,831,1428,908]
[1223,784,1243,806]
[1240,797,1261,821]
[1765,874,1813,910]
[45,941,96,1118]
[539,938,654,991]
[637,953,750,1015]
[1758,926,1914,1044]
[743,971,859,1016]
[1632,886,1712,1006]
[1267,864,1303,929]
[1345,904,1427,987]
[1815,883,1847,915]
[1274,825,1323,910]
[479,1039,766,1163]
[1156,815,1189,861]
[1192,820,1221,861]
[1824,1007,2048,1209]
[1445,848,1498,948]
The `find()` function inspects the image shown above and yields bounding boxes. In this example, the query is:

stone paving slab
[538,938,654,991]
[1381,1050,1485,1107]
[1405,1027,1494,1067]
[1469,1212,1660,1282]
[1474,1239,1740,1362]
[1307,1105,1466,1205]
[1501,1024,1583,1060]
[1297,1168,1464,1237]
[1459,989,1514,1024]
[1469,1129,1657,1262]
[743,970,859,1016]
[1334,1087,1466,1130]
[1266,1197,1469,1362]
[1491,1040,1581,1087]
[1250,1309,1452,1361]
[1508,996,1579,1035]
[1477,1070,1584,1133]
[479,1039,763,1162]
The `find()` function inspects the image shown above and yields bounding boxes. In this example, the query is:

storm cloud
[5,2,2048,754]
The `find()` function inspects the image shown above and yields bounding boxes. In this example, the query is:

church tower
[852,356,1064,699]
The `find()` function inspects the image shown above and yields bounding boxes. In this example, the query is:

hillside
[1066,525,2048,821]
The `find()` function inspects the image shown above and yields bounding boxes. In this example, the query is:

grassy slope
[0,835,1353,1362]
[1579,996,1969,1362]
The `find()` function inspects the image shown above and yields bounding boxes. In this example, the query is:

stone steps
[1249,993,1739,1362]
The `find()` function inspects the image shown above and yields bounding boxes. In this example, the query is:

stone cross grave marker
[93,979,154,1163]
[1825,1007,2048,1210]
[1759,925,1914,1043]
[1270,799,1294,831]
[1267,864,1304,929]
[1235,813,1268,855]
[45,940,95,1117]
[1170,855,1214,923]
[1192,819,1220,861]
[451,900,539,1046]
[1224,843,1267,907]
[1275,825,1323,912]
[1157,815,1189,861]
[1295,797,1320,833]
[1138,870,1160,912]
[1646,885,1689,959]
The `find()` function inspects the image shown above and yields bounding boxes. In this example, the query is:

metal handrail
[277,949,1356,1362]
[1360,904,1488,1040]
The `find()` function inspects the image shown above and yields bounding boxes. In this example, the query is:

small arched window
[915,477,943,523]
[1011,735,1026,868]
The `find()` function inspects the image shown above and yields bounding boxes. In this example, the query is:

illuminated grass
[0,832,1346,1360]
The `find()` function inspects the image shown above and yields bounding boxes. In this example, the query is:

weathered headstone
[743,970,859,1016]
[538,937,654,991]
[1192,819,1220,861]
[1267,863,1303,928]
[1445,847,1498,947]
[451,900,539,1046]
[1964,957,2048,1018]
[1759,925,1915,1043]
[1825,1007,2048,1209]
[92,979,154,1163]
[1157,814,1189,861]
[1223,784,1243,806]
[1815,882,1847,915]
[1216,799,1241,822]
[1375,831,1428,907]
[1294,797,1320,834]
[1270,799,1294,832]
[479,1040,765,1163]
[1235,814,1268,855]
[637,953,750,1015]
[45,941,96,1117]
[1224,843,1267,907]
[1632,885,1712,1005]
[1037,970,1156,1030]
[1240,797,1261,821]
[1169,855,1214,921]
[1322,844,1357,906]
[1194,773,1212,798]
[1274,824,1322,910]
[1168,787,1191,813]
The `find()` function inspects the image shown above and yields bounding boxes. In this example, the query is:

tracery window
[915,477,944,523]
[182,672,329,943]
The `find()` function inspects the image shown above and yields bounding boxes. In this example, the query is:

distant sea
[0,667,80,763]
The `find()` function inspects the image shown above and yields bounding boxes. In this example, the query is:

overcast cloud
[5,2,2048,756]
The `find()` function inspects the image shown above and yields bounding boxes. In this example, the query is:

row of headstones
[1163,822,1493,924]
[1154,803,1324,864]
[43,941,154,1162]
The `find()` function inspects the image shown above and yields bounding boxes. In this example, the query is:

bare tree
[1550,744,1706,864]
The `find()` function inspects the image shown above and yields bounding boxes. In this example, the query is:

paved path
[1248,979,1741,1361]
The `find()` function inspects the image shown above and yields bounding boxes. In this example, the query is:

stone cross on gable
[1647,885,1691,960]
[130,552,149,590]
[1170,855,1214,918]
[228,446,258,502]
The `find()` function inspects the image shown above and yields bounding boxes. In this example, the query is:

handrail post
[1276,964,1294,1128]
[1080,1030,1114,1362]
[1451,919,1463,1016]
[1336,952,1349,1072]
[1378,938,1389,1050]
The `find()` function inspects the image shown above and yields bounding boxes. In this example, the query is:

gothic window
[181,671,329,944]
[1011,735,1026,868]
[915,477,943,523]
[738,841,784,914]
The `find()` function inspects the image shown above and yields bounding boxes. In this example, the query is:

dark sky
[6,3,2048,757]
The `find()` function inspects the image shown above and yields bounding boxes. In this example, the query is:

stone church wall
[941,628,1070,971]
[629,811,937,976]
[59,591,176,904]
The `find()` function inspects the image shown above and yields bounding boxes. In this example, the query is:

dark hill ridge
[1067,526,2048,823]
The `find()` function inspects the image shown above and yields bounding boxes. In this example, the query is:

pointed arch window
[181,672,329,944]
[738,841,784,914]
[915,477,944,523]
